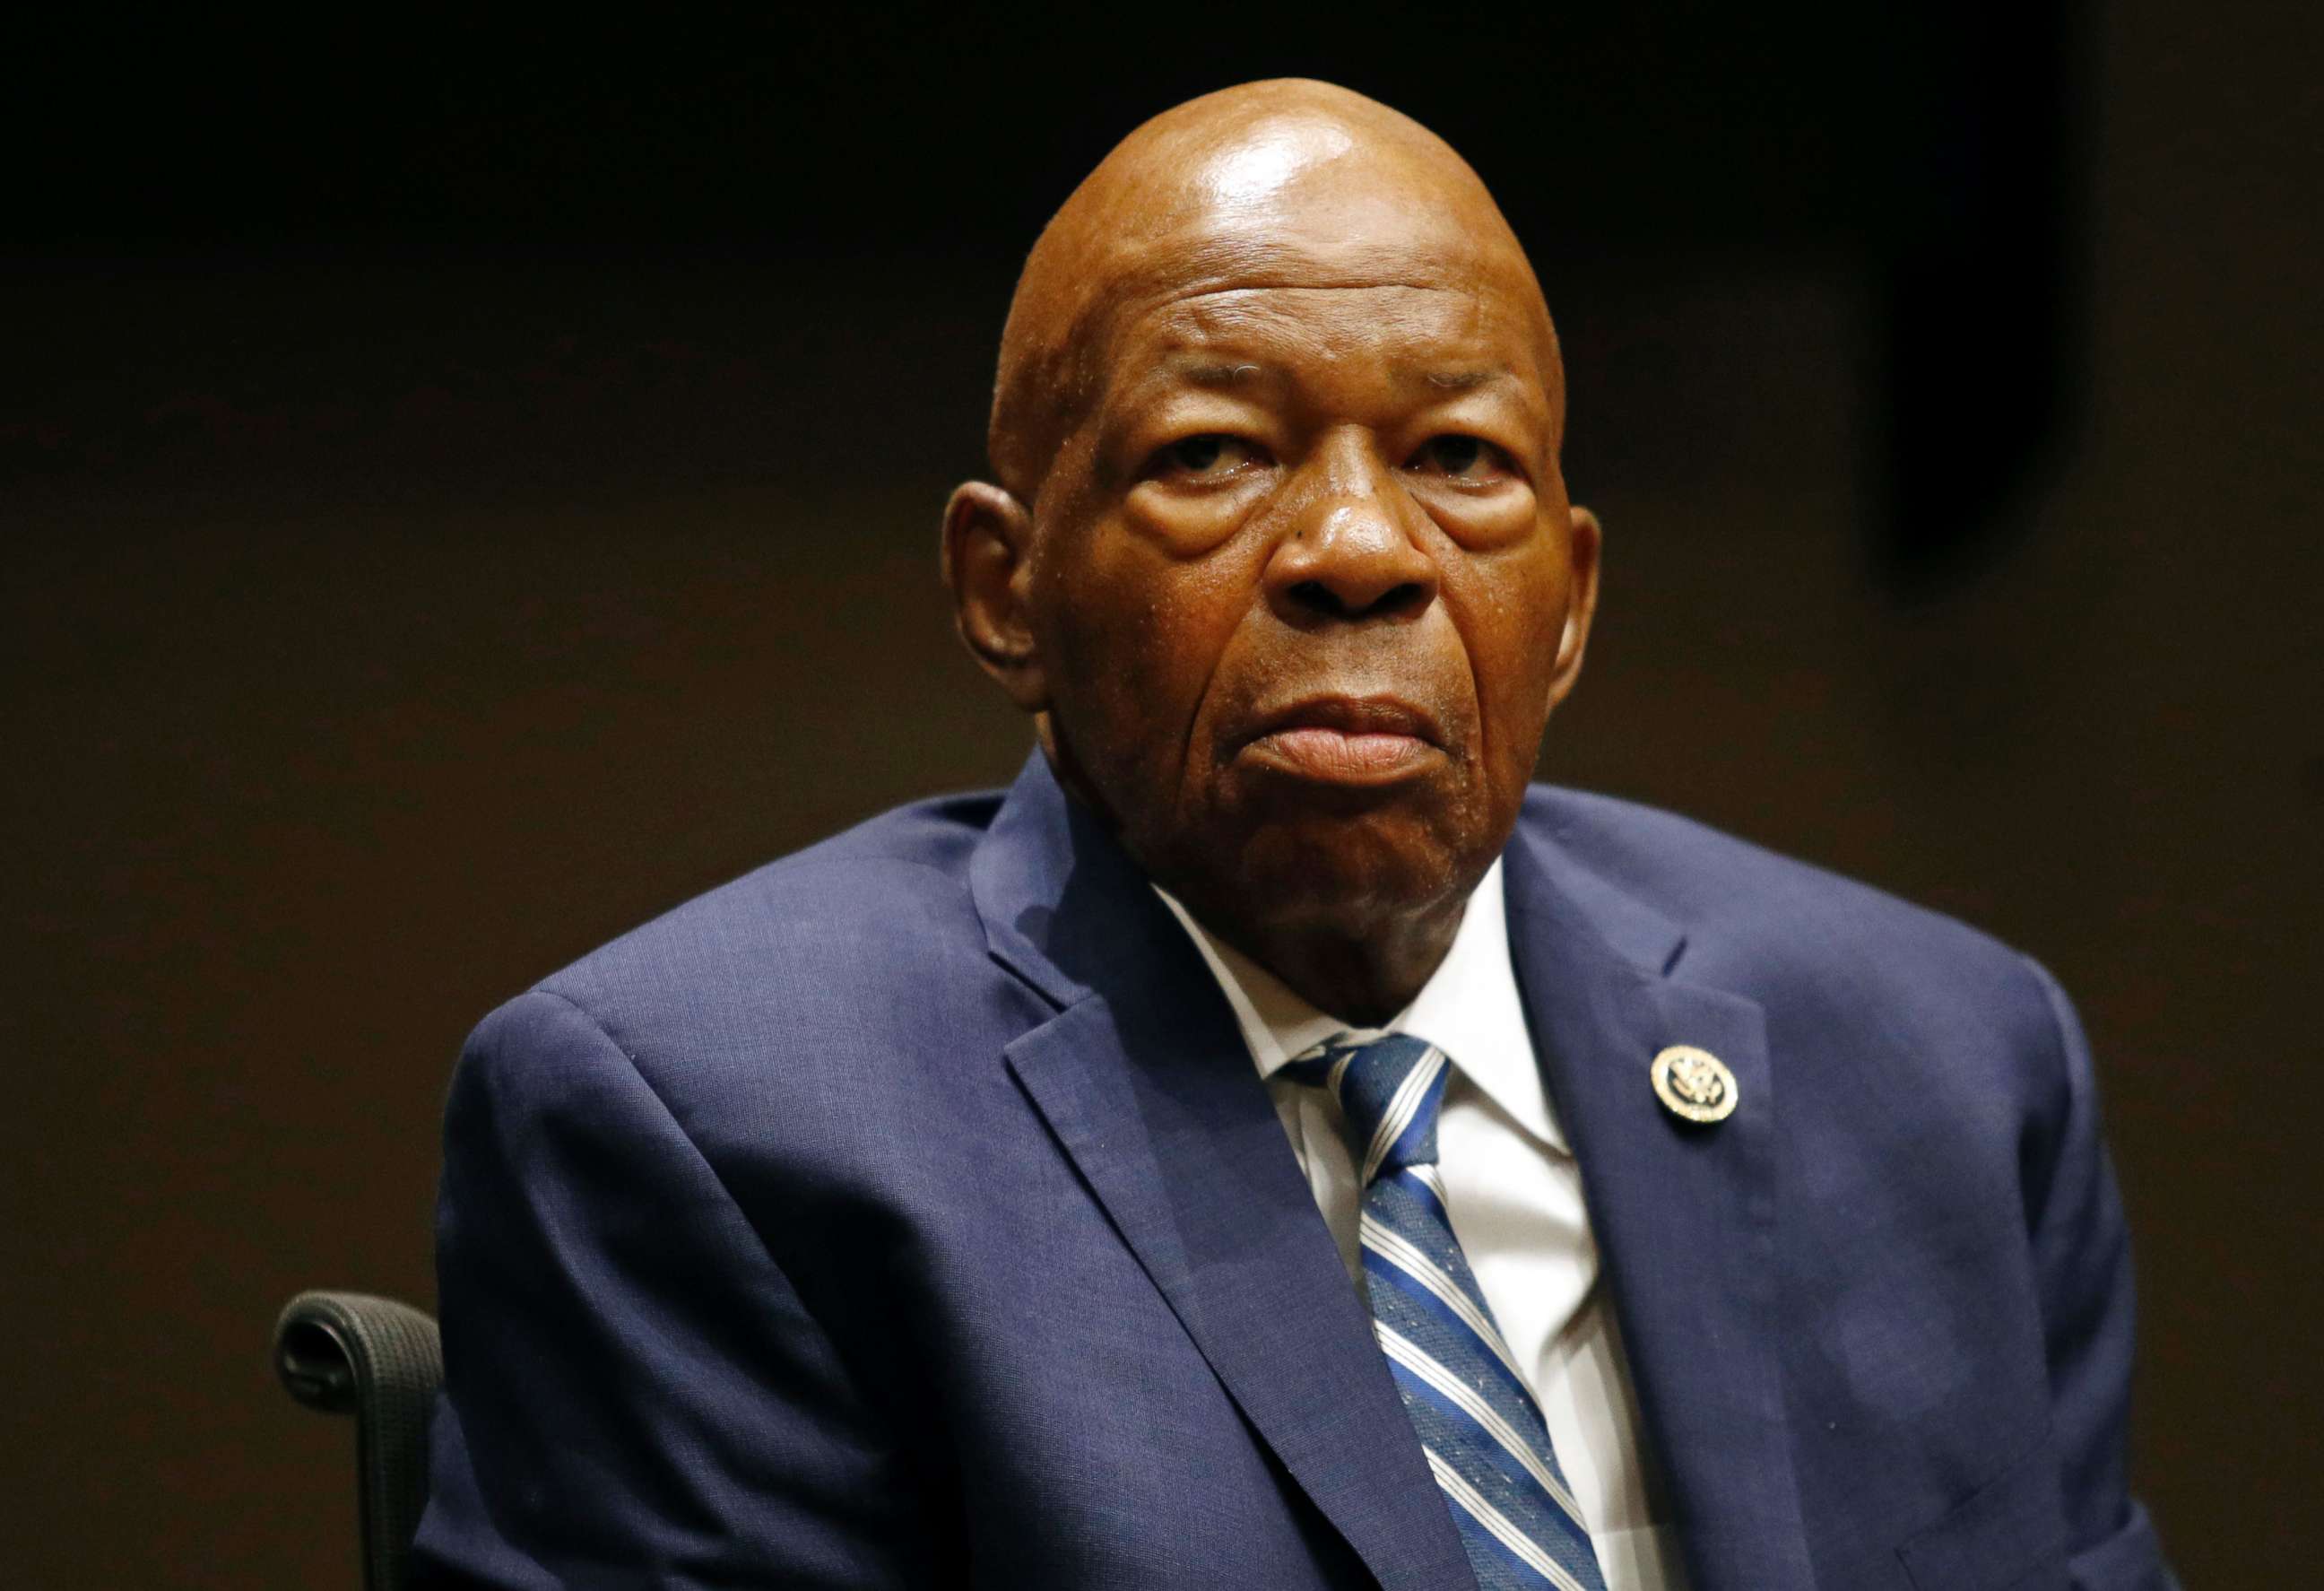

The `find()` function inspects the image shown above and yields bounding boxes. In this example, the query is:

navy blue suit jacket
[413,754,2173,1589]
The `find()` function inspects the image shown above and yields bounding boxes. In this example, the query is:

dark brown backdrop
[5,4,2317,1585]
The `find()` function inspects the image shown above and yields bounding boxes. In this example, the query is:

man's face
[1021,243,1597,935]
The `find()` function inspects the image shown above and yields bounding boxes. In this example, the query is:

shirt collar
[1155,857,1568,1154]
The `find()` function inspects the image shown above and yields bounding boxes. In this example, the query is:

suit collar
[971,756,1815,1591]
[966,752,1103,1011]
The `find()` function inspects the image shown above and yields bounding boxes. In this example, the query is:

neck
[1203,890,1470,1027]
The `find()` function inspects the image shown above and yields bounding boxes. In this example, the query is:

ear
[1545,503,1601,711]
[941,481,1049,713]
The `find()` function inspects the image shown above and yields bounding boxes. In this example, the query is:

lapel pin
[1652,1045,1739,1125]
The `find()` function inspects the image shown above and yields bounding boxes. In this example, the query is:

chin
[1166,790,1494,937]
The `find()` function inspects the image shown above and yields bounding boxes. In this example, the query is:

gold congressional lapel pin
[1651,1044,1739,1124]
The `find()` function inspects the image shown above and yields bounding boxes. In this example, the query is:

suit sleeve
[411,988,932,1589]
[2017,959,2180,1591]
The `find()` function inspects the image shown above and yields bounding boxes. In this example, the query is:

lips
[1237,694,1446,786]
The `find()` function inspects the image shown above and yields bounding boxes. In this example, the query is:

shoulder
[557,787,999,977]
[1516,784,2067,1077]
[465,788,1026,1109]
[1522,784,2034,966]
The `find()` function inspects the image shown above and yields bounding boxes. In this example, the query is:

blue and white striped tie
[1284,1033,1609,1591]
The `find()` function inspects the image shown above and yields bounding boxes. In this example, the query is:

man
[413,81,2174,1590]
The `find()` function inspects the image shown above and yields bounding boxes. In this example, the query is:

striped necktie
[1282,1032,1609,1591]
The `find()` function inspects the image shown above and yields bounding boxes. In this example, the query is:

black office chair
[274,1291,442,1591]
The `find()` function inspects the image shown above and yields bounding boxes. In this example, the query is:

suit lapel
[1504,825,1815,1591]
[975,758,1475,1591]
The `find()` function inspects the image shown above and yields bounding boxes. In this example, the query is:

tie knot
[1280,1032,1450,1184]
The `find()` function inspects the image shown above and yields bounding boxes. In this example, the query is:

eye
[1148,433,1268,482]
[1406,435,1515,483]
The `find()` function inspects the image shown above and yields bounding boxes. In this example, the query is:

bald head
[990,80,1560,501]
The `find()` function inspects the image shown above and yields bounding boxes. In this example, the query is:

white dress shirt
[1156,861,1689,1591]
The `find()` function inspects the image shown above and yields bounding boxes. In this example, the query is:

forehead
[1118,282,1538,380]
[1088,234,1557,416]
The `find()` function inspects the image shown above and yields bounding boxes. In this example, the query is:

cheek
[1038,522,1254,761]
[1454,536,1574,752]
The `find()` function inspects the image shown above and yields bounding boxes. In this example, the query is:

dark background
[5,4,2317,1585]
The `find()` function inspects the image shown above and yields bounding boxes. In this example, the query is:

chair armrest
[274,1291,442,1591]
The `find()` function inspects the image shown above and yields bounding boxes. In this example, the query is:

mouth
[1237,694,1447,787]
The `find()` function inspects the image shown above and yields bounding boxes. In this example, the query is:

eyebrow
[1410,368,1513,393]
[1114,355,1537,431]
[1169,360,1272,387]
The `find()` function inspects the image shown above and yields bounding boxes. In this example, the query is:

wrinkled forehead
[1092,239,1557,399]
[1063,216,1558,428]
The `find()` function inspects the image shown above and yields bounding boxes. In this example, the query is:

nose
[1264,430,1439,625]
